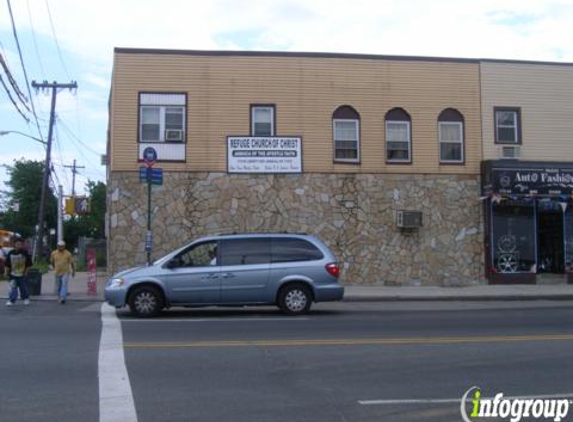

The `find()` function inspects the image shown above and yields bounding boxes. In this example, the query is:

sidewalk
[1,270,107,302]
[3,271,573,303]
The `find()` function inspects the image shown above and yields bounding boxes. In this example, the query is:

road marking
[359,393,573,405]
[121,317,310,323]
[99,303,138,422]
[123,333,573,349]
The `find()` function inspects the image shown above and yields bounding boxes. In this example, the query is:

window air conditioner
[499,145,520,159]
[396,210,423,229]
[165,129,183,141]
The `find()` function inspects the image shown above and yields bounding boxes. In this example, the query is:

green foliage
[0,159,57,238]
[63,180,106,250]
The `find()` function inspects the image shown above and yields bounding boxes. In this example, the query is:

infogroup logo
[461,387,571,422]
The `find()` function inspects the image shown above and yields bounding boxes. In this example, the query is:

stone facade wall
[108,172,485,286]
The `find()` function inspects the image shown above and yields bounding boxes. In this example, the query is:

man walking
[50,241,75,304]
[5,238,32,306]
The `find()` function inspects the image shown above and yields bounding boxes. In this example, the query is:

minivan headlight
[109,278,126,288]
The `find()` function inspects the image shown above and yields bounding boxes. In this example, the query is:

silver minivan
[105,233,344,317]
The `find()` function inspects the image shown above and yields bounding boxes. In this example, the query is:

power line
[56,117,106,180]
[0,73,30,123]
[0,53,30,112]
[57,117,103,156]
[6,0,45,143]
[26,0,46,78]
[44,0,70,80]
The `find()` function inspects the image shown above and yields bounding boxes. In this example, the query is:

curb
[343,295,573,302]
[6,295,573,304]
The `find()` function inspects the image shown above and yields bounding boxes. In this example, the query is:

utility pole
[31,80,77,262]
[57,185,63,244]
[64,159,84,197]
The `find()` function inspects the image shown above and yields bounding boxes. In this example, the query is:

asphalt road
[1,301,573,422]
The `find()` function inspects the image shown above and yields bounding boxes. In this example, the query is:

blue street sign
[151,168,163,185]
[139,167,163,185]
[142,147,157,165]
[139,166,148,182]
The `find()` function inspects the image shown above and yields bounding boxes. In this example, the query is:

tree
[0,159,57,239]
[63,180,106,249]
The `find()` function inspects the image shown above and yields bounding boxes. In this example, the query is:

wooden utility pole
[31,80,77,262]
[64,159,85,197]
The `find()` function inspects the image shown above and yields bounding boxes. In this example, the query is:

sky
[0,0,572,201]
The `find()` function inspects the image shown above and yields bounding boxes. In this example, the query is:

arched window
[332,105,360,163]
[438,108,464,163]
[385,108,411,163]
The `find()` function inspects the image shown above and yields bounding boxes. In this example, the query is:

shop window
[494,107,521,144]
[492,200,536,273]
[139,93,186,143]
[333,105,360,163]
[385,108,411,163]
[438,108,464,163]
[251,105,275,137]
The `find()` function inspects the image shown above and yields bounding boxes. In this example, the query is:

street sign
[65,197,89,215]
[145,231,153,253]
[142,147,157,167]
[139,167,163,185]
[75,197,89,215]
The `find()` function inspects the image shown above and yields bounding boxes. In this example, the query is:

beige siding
[481,61,573,161]
[111,52,481,174]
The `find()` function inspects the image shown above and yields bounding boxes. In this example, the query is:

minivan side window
[220,238,271,266]
[172,241,218,267]
[271,238,324,263]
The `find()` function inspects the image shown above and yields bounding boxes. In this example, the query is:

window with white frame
[333,106,360,162]
[385,108,411,163]
[495,107,520,144]
[251,105,275,136]
[139,93,186,143]
[438,108,464,163]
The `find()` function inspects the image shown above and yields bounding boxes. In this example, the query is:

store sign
[486,167,573,195]
[227,137,302,173]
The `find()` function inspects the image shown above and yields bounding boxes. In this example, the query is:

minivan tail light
[325,263,340,277]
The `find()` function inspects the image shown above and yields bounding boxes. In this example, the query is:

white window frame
[333,118,360,163]
[439,121,464,163]
[385,120,411,163]
[495,110,519,144]
[251,106,275,137]
[140,105,185,143]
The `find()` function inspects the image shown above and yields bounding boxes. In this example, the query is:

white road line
[121,317,310,323]
[99,303,138,422]
[359,393,573,406]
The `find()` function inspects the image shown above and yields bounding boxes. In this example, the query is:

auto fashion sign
[227,137,302,173]
[482,161,573,196]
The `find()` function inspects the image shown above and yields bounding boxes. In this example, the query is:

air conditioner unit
[165,129,183,141]
[396,210,423,229]
[499,145,520,159]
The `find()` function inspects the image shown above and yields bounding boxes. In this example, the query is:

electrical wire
[0,52,31,112]
[26,0,46,78]
[54,124,71,190]
[6,0,45,143]
[0,73,30,123]
[44,0,70,80]
[56,118,106,179]
[56,117,104,157]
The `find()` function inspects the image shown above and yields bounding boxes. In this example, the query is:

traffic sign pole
[142,147,157,265]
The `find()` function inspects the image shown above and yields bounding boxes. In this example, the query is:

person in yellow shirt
[50,241,75,304]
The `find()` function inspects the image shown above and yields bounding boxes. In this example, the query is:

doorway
[537,201,564,273]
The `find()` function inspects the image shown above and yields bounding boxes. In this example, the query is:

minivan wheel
[129,286,164,318]
[278,284,312,315]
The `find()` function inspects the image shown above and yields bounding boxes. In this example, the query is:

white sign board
[227,137,302,173]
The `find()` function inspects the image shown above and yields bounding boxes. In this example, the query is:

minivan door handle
[222,272,235,279]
